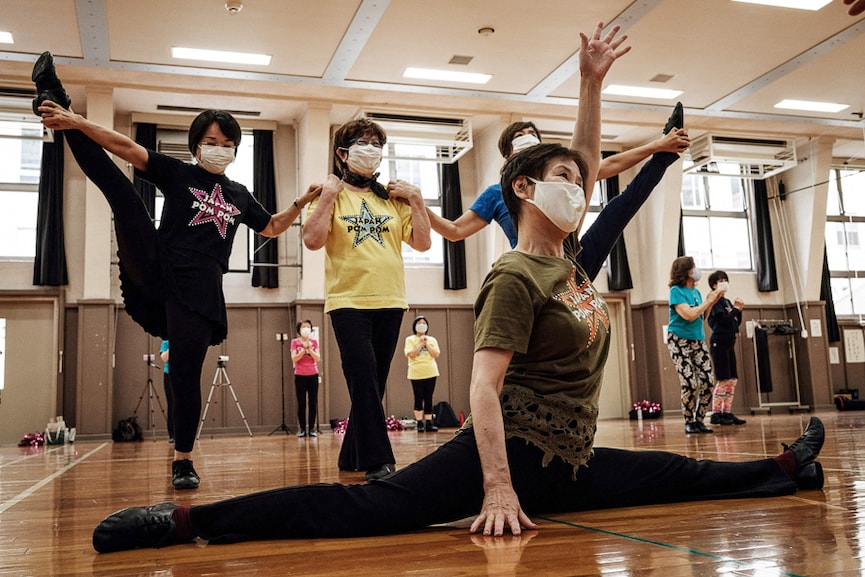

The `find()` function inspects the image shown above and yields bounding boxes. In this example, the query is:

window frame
[825,166,865,317]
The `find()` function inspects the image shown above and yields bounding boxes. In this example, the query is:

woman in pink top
[291,320,321,437]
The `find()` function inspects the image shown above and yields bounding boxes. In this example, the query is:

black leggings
[294,374,319,431]
[189,428,795,542]
[410,377,436,414]
[64,130,217,454]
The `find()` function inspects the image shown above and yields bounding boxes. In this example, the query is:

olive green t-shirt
[471,249,611,472]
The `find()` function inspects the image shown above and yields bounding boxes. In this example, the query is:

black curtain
[251,130,278,288]
[820,245,841,343]
[133,123,157,217]
[602,159,633,290]
[753,179,778,292]
[676,208,686,257]
[33,130,68,286]
[440,161,466,290]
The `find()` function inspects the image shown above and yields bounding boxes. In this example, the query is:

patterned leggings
[712,379,738,414]
[666,333,714,423]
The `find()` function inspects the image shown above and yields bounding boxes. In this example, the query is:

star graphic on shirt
[339,200,393,247]
[554,268,610,345]
[188,183,240,238]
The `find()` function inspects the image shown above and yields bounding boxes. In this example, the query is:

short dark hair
[188,110,242,156]
[498,121,541,158]
[499,143,588,233]
[412,315,429,333]
[296,319,313,334]
[332,118,387,176]
[708,270,728,289]
[669,256,696,287]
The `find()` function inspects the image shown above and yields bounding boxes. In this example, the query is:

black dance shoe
[364,463,395,481]
[696,421,714,433]
[782,416,824,471]
[171,459,200,490]
[685,422,701,434]
[662,101,684,135]
[31,51,71,115]
[92,502,178,553]
[794,461,824,491]
[728,413,747,425]
[426,419,438,432]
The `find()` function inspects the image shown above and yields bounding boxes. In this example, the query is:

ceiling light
[171,47,271,66]
[602,85,683,99]
[0,31,13,44]
[732,0,832,10]
[403,67,491,84]
[775,99,849,113]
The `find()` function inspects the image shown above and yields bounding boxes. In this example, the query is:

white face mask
[511,133,540,155]
[345,144,382,175]
[717,281,729,291]
[689,267,702,282]
[525,177,586,233]
[299,326,312,338]
[197,144,235,174]
[415,323,428,334]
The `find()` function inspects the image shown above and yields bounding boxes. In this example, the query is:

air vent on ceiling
[157,140,193,162]
[360,111,472,163]
[156,104,261,117]
[684,133,797,179]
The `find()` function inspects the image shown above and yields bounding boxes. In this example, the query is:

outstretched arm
[260,184,322,238]
[428,207,489,242]
[38,100,149,171]
[598,129,689,180]
[570,22,631,215]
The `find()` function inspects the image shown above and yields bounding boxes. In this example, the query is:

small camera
[218,355,230,362]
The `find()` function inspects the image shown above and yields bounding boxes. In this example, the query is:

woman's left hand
[386,180,420,204]
[470,483,538,537]
[579,22,631,83]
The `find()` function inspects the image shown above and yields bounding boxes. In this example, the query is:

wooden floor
[1,410,861,577]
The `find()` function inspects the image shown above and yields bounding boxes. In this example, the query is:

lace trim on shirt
[501,385,597,476]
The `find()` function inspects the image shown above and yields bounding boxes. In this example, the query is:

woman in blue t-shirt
[666,256,725,435]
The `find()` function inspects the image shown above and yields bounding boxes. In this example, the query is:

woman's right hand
[320,174,343,198]
[470,483,537,537]
[38,100,80,130]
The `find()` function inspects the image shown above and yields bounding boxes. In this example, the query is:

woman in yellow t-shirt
[404,316,441,432]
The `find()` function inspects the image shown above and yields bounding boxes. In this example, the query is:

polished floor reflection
[1,411,861,576]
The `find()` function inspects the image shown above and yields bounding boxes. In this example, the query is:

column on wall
[296,103,332,302]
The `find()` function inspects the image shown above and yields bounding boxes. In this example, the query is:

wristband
[293,199,301,209]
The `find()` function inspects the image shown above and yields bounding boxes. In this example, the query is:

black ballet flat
[31,51,71,115]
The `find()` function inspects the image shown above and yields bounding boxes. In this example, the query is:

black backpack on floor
[433,401,460,428]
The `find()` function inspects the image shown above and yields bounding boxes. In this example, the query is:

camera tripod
[196,358,253,439]
[270,333,291,436]
[132,355,168,439]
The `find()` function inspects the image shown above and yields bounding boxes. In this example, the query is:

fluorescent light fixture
[775,99,849,113]
[602,85,683,99]
[0,31,13,44]
[171,47,271,66]
[732,0,832,10]
[403,67,491,84]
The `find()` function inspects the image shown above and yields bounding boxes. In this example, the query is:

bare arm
[570,23,630,217]
[428,207,488,242]
[260,184,322,238]
[674,288,724,322]
[38,101,149,171]
[468,347,538,537]
[597,129,690,180]
[302,175,342,250]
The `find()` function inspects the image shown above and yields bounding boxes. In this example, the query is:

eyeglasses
[349,138,385,148]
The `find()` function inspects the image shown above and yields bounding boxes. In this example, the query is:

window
[0,116,43,260]
[825,167,865,316]
[680,169,752,270]
[376,142,444,265]
[577,180,604,240]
